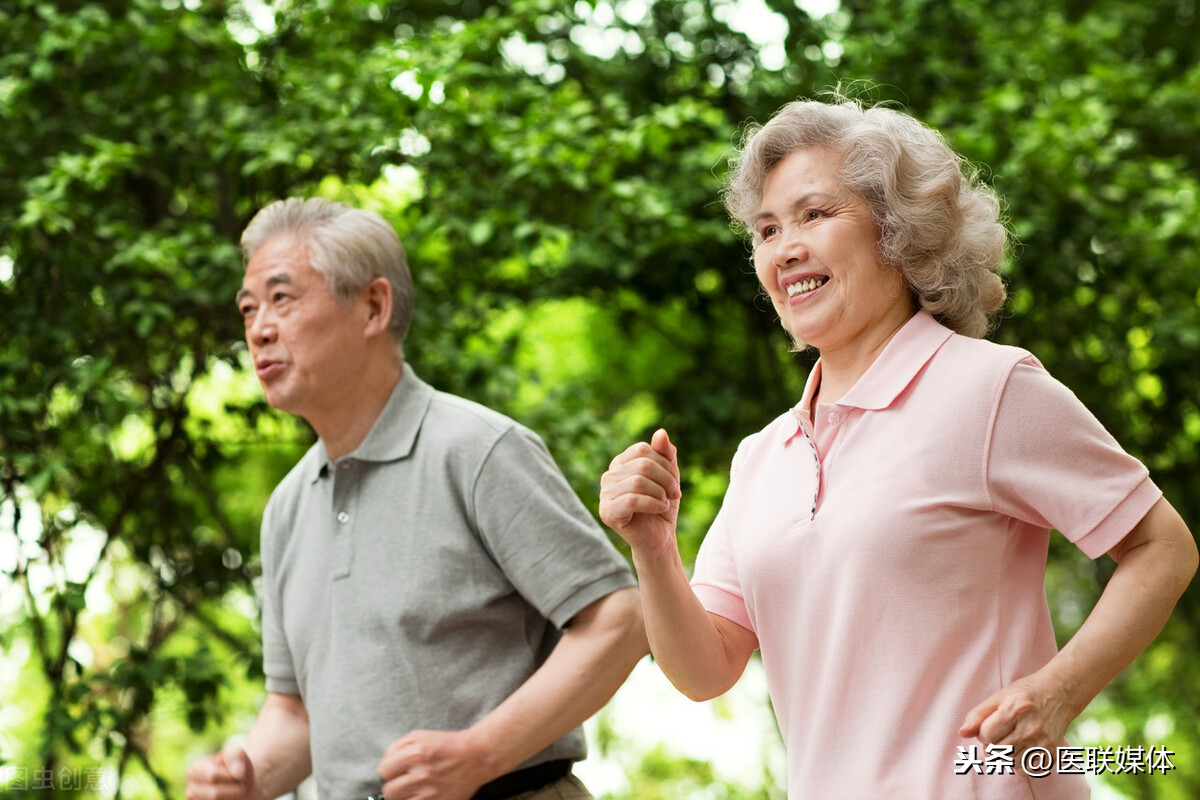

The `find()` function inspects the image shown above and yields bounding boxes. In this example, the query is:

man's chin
[260,386,295,414]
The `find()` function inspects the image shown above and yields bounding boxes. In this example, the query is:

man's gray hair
[241,197,414,351]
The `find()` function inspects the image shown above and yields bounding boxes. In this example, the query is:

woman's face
[753,147,914,355]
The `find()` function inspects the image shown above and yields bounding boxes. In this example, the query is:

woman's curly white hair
[723,98,1008,338]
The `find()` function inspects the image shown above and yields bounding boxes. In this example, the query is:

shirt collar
[308,364,435,483]
[782,310,953,443]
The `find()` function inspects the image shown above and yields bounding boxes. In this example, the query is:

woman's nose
[774,227,809,266]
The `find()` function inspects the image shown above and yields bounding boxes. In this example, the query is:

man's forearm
[246,692,313,800]
[465,586,648,780]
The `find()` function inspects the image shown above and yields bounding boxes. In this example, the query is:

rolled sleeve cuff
[1073,476,1163,560]
[547,570,637,629]
[265,674,301,696]
[691,583,754,633]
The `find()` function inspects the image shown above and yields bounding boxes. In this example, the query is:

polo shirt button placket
[799,420,821,522]
[331,460,356,578]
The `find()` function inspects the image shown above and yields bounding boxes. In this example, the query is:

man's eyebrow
[235,273,294,304]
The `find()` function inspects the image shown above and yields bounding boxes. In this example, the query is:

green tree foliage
[1,0,1196,797]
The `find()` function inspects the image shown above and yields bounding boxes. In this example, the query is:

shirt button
[827,411,841,425]
[336,511,350,524]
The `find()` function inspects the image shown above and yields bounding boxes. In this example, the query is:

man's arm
[376,586,647,800]
[186,692,311,800]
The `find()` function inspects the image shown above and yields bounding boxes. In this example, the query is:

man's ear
[361,277,394,339]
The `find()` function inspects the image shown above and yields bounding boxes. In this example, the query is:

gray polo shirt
[259,366,635,800]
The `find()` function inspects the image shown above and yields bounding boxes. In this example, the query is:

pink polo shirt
[691,311,1161,799]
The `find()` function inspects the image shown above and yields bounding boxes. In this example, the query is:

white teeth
[786,277,827,296]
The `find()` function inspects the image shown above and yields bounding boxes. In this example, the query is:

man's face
[237,234,368,419]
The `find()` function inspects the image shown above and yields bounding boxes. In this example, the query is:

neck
[309,355,403,461]
[815,308,915,405]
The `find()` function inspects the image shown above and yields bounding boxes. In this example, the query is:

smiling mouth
[786,277,828,297]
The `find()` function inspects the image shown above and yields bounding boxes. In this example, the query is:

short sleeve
[260,495,301,695]
[690,447,755,632]
[985,358,1162,559]
[471,426,635,629]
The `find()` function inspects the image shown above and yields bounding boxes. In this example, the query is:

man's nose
[247,310,278,345]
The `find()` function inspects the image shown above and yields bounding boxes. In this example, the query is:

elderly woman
[599,99,1197,798]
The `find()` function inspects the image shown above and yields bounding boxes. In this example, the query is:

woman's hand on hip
[958,669,1076,768]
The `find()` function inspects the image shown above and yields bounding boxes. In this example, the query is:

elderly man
[186,198,646,800]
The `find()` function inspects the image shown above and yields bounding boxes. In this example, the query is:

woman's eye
[762,225,779,238]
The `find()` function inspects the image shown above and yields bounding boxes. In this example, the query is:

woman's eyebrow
[754,192,832,225]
